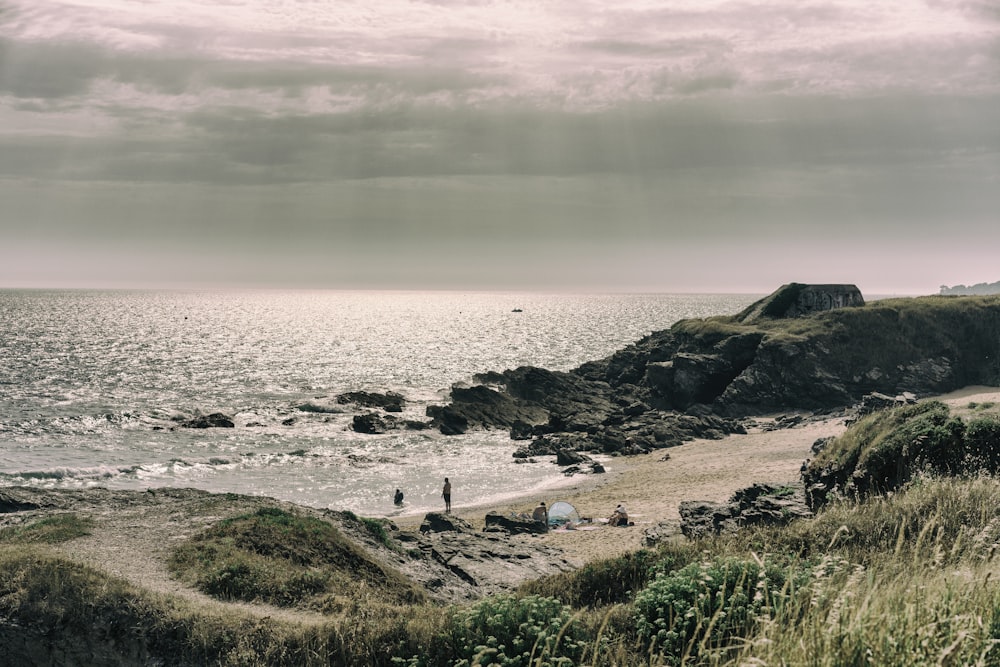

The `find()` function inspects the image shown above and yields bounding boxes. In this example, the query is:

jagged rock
[510,420,535,440]
[352,412,397,434]
[643,520,679,547]
[413,529,576,594]
[419,512,473,534]
[336,391,405,412]
[429,288,1000,443]
[177,412,235,428]
[426,384,548,435]
[679,482,812,538]
[555,448,592,466]
[852,391,918,420]
[483,512,547,535]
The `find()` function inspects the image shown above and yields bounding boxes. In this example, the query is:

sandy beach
[397,386,1000,565]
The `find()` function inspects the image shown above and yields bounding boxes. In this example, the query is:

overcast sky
[1,1,998,294]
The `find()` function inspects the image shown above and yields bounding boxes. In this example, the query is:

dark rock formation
[426,384,549,435]
[351,413,432,434]
[678,483,813,538]
[352,412,395,434]
[176,412,235,428]
[419,511,474,534]
[425,288,1000,466]
[336,390,405,412]
[483,511,548,535]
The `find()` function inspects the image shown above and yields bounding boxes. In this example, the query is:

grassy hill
[4,399,1000,665]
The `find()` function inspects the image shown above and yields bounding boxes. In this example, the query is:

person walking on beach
[442,477,452,513]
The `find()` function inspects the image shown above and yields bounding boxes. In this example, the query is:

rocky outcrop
[398,511,576,596]
[678,483,813,538]
[176,412,235,428]
[423,289,1000,465]
[483,511,548,535]
[337,391,405,412]
[351,412,432,433]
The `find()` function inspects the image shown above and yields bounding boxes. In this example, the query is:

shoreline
[398,386,1000,564]
[394,414,848,563]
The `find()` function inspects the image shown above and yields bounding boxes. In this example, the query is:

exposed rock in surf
[336,390,405,412]
[176,412,235,429]
[352,412,396,434]
[352,413,432,433]
[426,384,549,435]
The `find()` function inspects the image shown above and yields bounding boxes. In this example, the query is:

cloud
[1,0,999,292]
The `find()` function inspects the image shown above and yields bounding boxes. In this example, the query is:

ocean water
[0,290,756,518]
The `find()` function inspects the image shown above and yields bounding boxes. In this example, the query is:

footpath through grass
[5,401,1000,665]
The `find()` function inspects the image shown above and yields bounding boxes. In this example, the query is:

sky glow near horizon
[1,0,998,294]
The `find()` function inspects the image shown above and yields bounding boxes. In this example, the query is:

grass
[8,400,1000,665]
[0,513,93,544]
[168,506,425,610]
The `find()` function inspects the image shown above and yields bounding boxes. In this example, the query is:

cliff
[427,287,1000,454]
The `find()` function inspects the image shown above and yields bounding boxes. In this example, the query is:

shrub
[519,549,666,608]
[963,415,1000,471]
[395,595,587,667]
[633,557,790,665]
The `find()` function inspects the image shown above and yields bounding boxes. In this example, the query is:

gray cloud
[1,0,999,293]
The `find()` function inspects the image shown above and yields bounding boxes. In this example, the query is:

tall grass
[9,466,1000,664]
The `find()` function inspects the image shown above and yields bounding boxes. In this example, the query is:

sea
[0,290,758,518]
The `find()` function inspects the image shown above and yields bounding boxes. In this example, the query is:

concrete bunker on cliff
[735,283,865,325]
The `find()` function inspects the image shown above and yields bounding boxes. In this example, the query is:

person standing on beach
[442,477,452,513]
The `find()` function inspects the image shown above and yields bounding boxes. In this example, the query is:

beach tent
[547,501,580,527]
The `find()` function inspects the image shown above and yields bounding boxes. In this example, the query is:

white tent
[547,501,580,526]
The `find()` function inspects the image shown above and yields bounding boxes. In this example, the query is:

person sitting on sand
[532,501,549,531]
[609,502,629,527]
[394,489,404,505]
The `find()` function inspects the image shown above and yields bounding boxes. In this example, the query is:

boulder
[483,512,547,535]
[555,448,593,466]
[336,391,405,412]
[177,412,235,429]
[426,384,548,435]
[679,483,812,538]
[419,512,474,534]
[352,412,398,434]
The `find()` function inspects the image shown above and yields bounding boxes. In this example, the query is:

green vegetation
[807,401,1000,505]
[168,506,425,609]
[0,513,93,544]
[9,402,1000,665]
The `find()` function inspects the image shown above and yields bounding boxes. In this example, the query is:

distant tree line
[940,281,1000,295]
